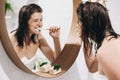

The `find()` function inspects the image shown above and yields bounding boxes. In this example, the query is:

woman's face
[28,12,43,35]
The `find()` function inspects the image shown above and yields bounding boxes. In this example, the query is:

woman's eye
[40,18,43,21]
[33,20,38,22]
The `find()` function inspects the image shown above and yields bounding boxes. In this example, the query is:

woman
[9,4,61,70]
[77,1,120,80]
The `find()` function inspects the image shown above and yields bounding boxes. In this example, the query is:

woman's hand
[49,26,60,39]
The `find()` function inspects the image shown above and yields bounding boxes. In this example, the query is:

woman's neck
[24,36,32,46]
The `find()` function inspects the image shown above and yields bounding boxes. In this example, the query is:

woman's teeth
[35,28,41,32]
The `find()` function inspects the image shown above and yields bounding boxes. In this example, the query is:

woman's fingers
[49,26,60,33]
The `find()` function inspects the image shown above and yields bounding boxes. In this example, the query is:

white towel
[21,54,37,70]
[92,72,108,80]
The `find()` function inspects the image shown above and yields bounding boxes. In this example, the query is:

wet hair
[77,1,119,56]
[15,4,43,47]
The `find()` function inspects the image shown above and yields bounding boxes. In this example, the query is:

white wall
[107,0,120,34]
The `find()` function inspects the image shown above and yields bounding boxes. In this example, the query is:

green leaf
[5,0,13,12]
[53,64,61,71]
[39,62,48,67]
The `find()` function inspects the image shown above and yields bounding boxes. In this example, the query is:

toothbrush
[35,28,49,32]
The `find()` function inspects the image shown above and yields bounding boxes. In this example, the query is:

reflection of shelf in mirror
[33,67,62,75]
[35,69,64,78]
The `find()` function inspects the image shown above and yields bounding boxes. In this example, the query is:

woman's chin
[35,32,40,35]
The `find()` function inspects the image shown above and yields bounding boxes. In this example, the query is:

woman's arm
[84,54,98,73]
[49,27,61,59]
[38,35,55,63]
[38,26,61,62]
[53,37,61,59]
[83,43,98,73]
[84,53,98,73]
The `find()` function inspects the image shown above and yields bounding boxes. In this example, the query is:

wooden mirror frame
[0,0,82,78]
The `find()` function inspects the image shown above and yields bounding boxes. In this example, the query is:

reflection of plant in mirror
[49,64,61,74]
[33,59,49,71]
[32,59,61,74]
[40,62,48,67]
[53,64,61,71]
[5,0,13,12]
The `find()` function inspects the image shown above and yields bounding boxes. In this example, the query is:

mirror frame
[0,0,82,78]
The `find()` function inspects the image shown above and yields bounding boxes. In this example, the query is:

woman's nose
[37,21,42,27]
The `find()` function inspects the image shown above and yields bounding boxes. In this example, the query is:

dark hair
[77,1,119,56]
[15,4,43,47]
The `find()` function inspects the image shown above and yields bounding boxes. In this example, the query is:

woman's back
[97,36,120,80]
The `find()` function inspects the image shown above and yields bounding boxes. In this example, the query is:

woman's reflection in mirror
[9,3,61,70]
[77,1,120,80]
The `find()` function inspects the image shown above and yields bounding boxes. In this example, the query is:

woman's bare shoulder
[97,37,120,61]
[38,33,49,46]
[9,31,16,42]
[99,37,120,51]
[38,33,46,40]
[97,36,120,63]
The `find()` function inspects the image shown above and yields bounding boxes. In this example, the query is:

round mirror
[0,0,81,78]
[6,0,73,64]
